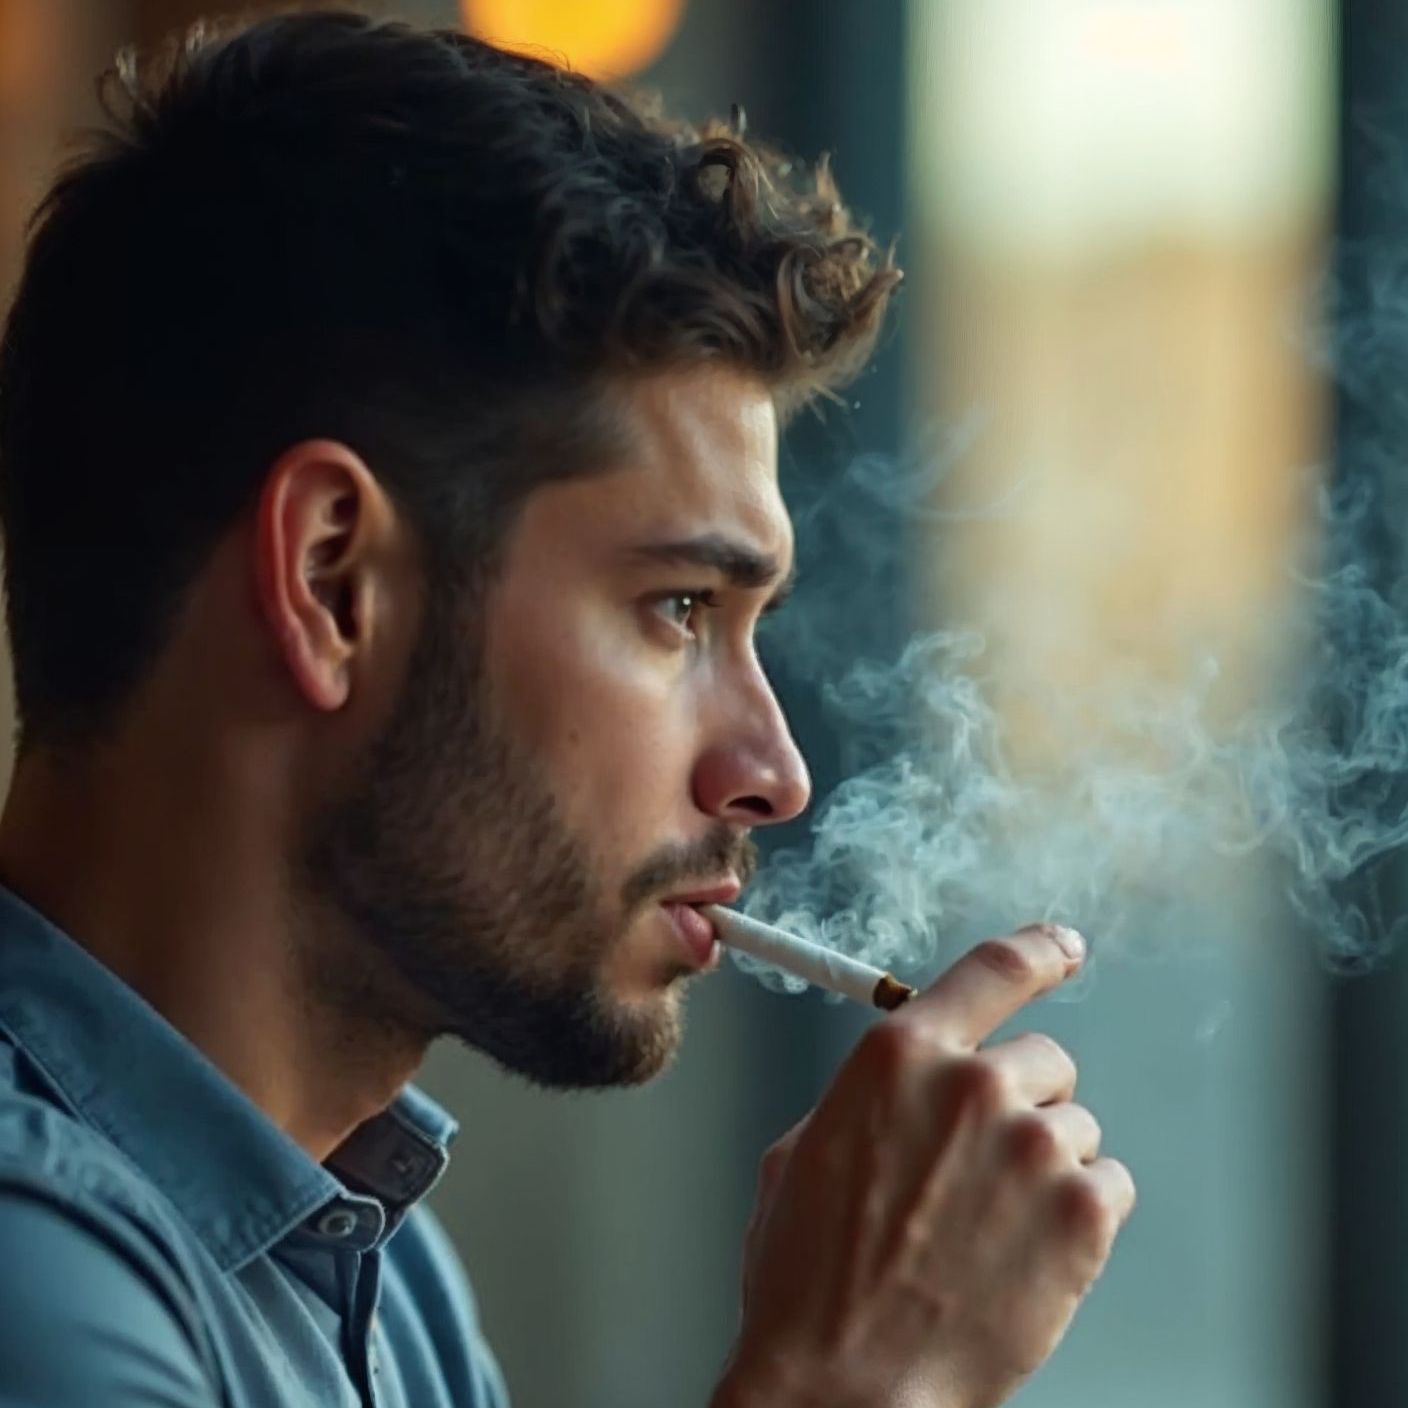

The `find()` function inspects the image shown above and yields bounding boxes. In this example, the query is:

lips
[657,878,739,968]
[661,901,719,966]
[660,878,742,908]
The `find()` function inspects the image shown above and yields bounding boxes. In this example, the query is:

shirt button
[315,1207,360,1239]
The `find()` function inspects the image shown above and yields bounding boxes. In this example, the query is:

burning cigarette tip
[872,973,916,1010]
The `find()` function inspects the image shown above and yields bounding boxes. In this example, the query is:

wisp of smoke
[737,411,1408,996]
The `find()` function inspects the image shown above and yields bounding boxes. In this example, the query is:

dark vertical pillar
[1330,3,1408,1404]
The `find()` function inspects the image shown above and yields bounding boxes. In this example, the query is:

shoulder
[0,1171,216,1404]
[384,1202,510,1408]
[0,1078,219,1391]
[0,1077,198,1285]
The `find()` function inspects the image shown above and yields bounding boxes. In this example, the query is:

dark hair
[0,9,901,753]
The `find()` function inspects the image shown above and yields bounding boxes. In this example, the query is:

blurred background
[4,1,1404,1406]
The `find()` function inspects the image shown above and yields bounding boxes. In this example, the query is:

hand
[714,924,1135,1408]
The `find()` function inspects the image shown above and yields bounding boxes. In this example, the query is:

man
[0,11,1134,1408]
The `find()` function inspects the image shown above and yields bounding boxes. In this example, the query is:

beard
[295,578,755,1090]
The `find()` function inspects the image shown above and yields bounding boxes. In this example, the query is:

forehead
[571,366,791,556]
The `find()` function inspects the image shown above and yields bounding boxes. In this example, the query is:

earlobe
[252,440,379,714]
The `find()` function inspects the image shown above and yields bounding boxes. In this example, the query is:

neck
[0,742,426,1164]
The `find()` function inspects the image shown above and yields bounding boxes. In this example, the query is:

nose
[691,676,812,827]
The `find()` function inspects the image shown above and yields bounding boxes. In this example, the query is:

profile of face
[299,368,811,1089]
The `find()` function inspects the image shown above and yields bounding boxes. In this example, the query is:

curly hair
[0,9,901,752]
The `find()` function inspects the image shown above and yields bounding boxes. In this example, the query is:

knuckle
[1005,1111,1061,1170]
[1028,1031,1076,1080]
[855,1020,932,1083]
[1107,1157,1138,1211]
[942,1053,1004,1114]
[1080,1108,1104,1151]
[1054,1172,1119,1249]
[972,937,1036,985]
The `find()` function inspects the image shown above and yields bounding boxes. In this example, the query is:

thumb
[756,1113,811,1204]
[741,1114,813,1318]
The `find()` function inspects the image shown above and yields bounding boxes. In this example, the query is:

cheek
[490,602,699,833]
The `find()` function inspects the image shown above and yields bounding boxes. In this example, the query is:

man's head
[0,11,899,1087]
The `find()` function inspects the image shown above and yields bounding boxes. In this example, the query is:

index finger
[904,923,1085,1048]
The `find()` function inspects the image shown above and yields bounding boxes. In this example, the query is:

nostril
[734,796,774,819]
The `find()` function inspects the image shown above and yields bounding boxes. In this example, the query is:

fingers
[1046,1157,1137,1284]
[907,923,1086,1048]
[982,1032,1077,1105]
[1003,1102,1102,1176]
[1034,1103,1102,1164]
[1084,1156,1137,1225]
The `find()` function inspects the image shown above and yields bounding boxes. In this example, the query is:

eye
[653,589,721,638]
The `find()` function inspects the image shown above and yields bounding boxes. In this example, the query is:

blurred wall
[909,3,1333,1406]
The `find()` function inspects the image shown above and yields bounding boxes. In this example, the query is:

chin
[570,974,690,1087]
[608,987,687,1074]
[437,965,689,1091]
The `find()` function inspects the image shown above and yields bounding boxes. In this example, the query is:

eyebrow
[624,533,797,613]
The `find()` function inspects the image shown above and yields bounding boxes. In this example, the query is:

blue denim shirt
[0,883,508,1407]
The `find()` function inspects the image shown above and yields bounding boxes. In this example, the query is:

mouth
[658,878,741,969]
[660,878,742,908]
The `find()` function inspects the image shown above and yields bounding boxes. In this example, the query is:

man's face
[300,366,810,1088]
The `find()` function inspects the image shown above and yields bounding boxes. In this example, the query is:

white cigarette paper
[703,906,913,1009]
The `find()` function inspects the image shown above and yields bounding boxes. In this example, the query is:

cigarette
[703,906,915,1011]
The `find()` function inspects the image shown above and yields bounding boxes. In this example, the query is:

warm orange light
[0,0,55,104]
[461,0,686,80]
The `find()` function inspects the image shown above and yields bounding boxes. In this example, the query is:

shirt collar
[0,882,457,1272]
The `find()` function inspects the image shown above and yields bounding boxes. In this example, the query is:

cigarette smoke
[736,262,1408,994]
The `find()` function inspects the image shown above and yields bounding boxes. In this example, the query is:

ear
[253,439,396,712]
